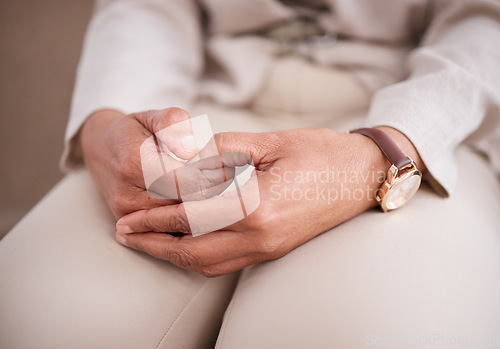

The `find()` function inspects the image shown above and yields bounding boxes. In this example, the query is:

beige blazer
[63,0,500,196]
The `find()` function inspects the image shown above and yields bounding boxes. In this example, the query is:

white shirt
[63,0,500,196]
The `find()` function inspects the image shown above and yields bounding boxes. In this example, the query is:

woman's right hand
[80,107,202,220]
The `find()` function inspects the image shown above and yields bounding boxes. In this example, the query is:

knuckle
[142,207,190,233]
[263,132,282,147]
[254,232,284,256]
[256,237,281,255]
[131,110,153,128]
[166,107,189,123]
[112,195,131,216]
[144,210,163,232]
[172,206,190,232]
[124,113,139,123]
[133,109,173,132]
[114,151,140,183]
[264,132,287,154]
[245,207,285,255]
[168,247,199,268]
[212,132,223,143]
[213,132,229,149]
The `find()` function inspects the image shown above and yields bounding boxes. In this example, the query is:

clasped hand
[81,108,393,277]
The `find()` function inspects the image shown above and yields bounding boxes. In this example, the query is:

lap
[0,170,238,349]
[0,95,328,349]
[216,147,500,349]
[3,88,498,348]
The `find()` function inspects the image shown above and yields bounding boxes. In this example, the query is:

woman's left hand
[115,127,417,277]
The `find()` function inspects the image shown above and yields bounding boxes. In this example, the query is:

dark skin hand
[80,108,202,219]
[110,113,425,277]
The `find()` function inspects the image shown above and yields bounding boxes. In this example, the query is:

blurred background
[0,0,93,238]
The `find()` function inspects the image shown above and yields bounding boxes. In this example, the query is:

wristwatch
[350,128,422,212]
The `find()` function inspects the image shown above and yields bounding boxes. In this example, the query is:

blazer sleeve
[362,0,500,196]
[61,0,203,171]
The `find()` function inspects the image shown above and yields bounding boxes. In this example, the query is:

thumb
[135,107,198,160]
[188,132,283,168]
[136,108,197,199]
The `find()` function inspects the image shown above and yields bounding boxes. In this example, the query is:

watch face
[385,174,421,210]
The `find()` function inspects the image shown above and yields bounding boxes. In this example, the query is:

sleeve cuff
[362,89,459,197]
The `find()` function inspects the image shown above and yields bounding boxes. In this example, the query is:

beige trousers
[1,58,499,349]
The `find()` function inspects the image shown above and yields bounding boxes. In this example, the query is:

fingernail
[117,234,128,246]
[116,224,133,234]
[180,135,197,154]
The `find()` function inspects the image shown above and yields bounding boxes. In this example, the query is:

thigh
[0,170,238,349]
[215,147,500,349]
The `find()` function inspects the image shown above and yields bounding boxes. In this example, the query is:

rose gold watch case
[375,161,422,212]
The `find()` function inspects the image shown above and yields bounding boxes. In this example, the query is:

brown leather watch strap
[351,128,411,169]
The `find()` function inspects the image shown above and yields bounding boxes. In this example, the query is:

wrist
[80,109,124,158]
[347,126,426,210]
[351,126,424,212]
[347,132,390,208]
